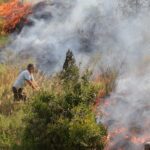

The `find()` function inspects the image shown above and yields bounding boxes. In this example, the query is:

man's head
[27,64,35,73]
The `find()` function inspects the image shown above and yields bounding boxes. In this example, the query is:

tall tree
[61,49,79,86]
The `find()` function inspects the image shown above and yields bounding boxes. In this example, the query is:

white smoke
[6,0,149,72]
[98,65,150,150]
[2,0,150,149]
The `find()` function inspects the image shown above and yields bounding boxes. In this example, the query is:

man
[12,64,39,101]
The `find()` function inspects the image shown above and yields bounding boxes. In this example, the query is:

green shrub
[21,51,107,150]
[69,104,107,150]
[22,91,107,150]
[0,51,110,149]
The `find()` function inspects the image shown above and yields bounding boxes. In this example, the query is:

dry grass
[0,64,118,115]
[0,65,18,100]
[0,64,61,114]
[0,63,115,148]
[0,65,18,114]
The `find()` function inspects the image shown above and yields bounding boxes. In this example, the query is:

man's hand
[33,81,40,91]
[34,86,40,91]
[26,80,40,90]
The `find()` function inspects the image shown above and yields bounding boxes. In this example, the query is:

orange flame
[0,0,31,34]
[105,126,150,150]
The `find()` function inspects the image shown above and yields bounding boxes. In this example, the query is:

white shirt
[13,70,34,89]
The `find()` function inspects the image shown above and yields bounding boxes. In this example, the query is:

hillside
[0,53,113,149]
[0,0,149,150]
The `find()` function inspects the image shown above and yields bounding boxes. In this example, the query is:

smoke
[97,63,150,150]
[2,1,117,72]
[4,0,148,72]
[2,0,150,149]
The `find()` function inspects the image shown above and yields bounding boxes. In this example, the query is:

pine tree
[63,49,75,70]
[61,49,79,87]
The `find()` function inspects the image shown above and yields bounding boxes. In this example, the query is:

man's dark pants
[12,87,26,101]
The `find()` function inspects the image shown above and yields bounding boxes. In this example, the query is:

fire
[102,99,150,150]
[97,96,150,150]
[130,136,150,144]
[105,130,150,150]
[0,0,31,34]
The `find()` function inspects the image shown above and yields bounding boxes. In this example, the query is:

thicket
[0,50,113,149]
[0,0,119,149]
[21,50,107,150]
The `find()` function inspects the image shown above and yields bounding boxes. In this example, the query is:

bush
[22,91,107,150]
[21,51,107,150]
[69,104,107,150]
[0,51,111,149]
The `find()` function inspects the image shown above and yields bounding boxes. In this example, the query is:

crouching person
[12,64,39,101]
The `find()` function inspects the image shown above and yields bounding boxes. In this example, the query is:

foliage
[69,104,107,150]
[0,51,118,149]
[21,51,107,150]
[0,108,25,149]
[0,1,118,149]
[22,92,107,150]
[61,49,79,88]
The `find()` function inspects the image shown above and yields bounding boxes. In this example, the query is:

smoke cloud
[4,0,149,72]
[1,0,150,149]
[98,64,150,150]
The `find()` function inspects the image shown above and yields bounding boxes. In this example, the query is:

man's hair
[27,64,34,70]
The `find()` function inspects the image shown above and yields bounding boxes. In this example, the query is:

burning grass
[95,65,150,150]
[100,92,150,150]
[0,0,31,34]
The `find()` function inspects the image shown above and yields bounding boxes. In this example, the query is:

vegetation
[0,50,117,149]
[0,1,118,149]
[21,51,107,150]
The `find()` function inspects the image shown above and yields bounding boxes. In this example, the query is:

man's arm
[26,80,39,90]
[31,74,40,89]
[32,80,39,88]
